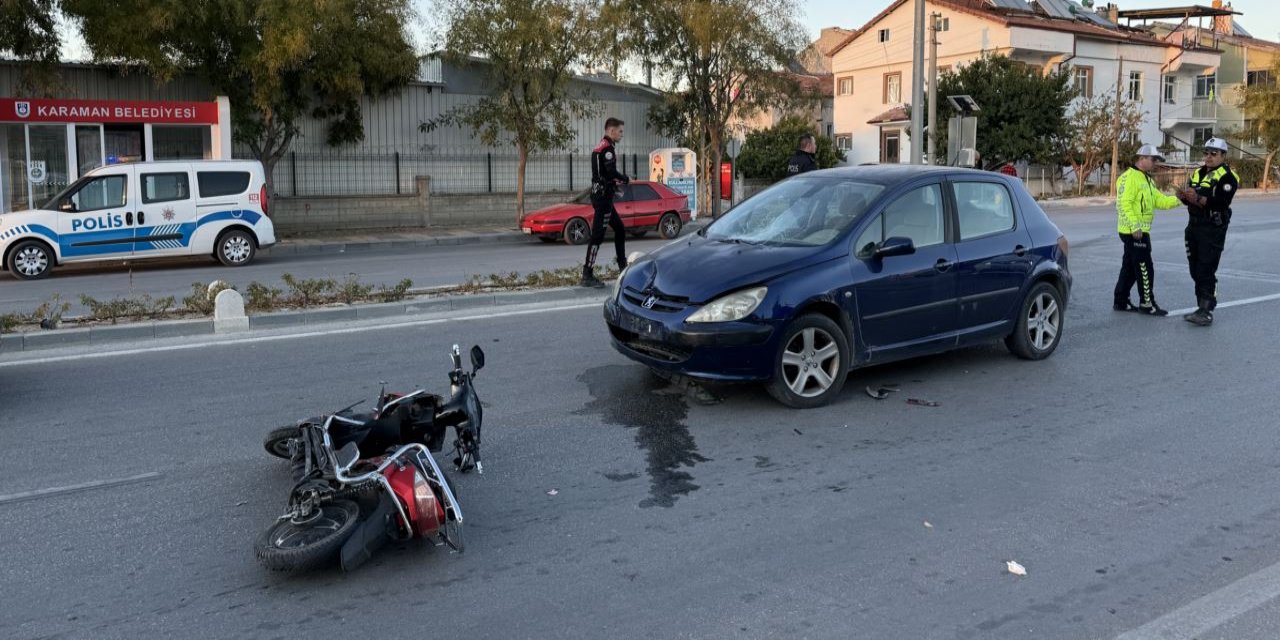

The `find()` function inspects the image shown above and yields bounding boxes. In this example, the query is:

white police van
[0,160,277,280]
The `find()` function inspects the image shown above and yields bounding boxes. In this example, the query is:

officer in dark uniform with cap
[1177,137,1239,326]
[581,117,630,288]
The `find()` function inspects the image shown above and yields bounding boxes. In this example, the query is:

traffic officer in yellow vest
[1175,137,1239,326]
[1114,145,1182,315]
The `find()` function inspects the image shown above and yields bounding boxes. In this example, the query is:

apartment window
[838,76,854,96]
[884,72,902,104]
[935,16,950,32]
[939,65,952,75]
[835,134,852,151]
[1163,75,1176,104]
[1074,66,1094,99]
[1247,70,1274,86]
[1128,71,1144,102]
[878,28,890,43]
[1194,73,1216,99]
[1193,127,1214,146]
[1243,120,1262,146]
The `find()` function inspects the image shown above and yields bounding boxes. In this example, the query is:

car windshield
[704,177,884,247]
[571,190,593,204]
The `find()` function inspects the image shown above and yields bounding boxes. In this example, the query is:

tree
[425,0,599,225]
[0,0,62,94]
[1232,56,1280,191]
[632,0,805,218]
[1061,92,1144,195]
[63,0,419,199]
[736,115,844,182]
[928,55,1075,168]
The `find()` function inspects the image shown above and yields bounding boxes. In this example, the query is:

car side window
[142,173,190,204]
[854,215,883,258]
[882,183,945,248]
[629,184,659,201]
[68,175,128,212]
[197,171,251,198]
[954,181,1015,240]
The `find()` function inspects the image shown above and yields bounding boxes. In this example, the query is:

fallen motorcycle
[255,344,485,572]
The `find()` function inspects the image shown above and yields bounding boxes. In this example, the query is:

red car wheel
[563,217,591,245]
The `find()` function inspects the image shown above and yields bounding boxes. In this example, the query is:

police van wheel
[216,230,256,267]
[8,240,53,280]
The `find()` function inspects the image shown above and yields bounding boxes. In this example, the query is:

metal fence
[271,150,650,197]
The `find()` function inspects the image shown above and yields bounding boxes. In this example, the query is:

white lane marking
[0,301,605,368]
[1115,559,1280,640]
[1169,292,1280,317]
[0,472,162,505]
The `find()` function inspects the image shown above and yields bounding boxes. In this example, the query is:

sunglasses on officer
[1203,150,1224,157]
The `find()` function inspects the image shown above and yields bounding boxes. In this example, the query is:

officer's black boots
[1184,299,1214,326]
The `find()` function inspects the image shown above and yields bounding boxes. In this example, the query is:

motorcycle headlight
[686,287,767,323]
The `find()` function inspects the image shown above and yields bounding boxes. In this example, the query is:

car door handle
[125,211,133,225]
[934,259,953,273]
[138,211,146,225]
[1014,244,1027,257]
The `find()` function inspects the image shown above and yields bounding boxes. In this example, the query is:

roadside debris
[924,521,933,529]
[907,398,941,407]
[865,386,900,400]
[1006,561,1027,576]
[793,428,803,436]
[547,489,559,496]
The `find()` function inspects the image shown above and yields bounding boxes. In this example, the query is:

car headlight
[686,287,767,323]
[613,265,630,300]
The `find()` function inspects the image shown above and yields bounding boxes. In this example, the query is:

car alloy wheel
[781,327,842,398]
[223,235,252,263]
[564,218,590,245]
[659,213,683,239]
[1026,291,1060,352]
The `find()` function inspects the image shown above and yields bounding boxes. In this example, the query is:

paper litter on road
[547,489,559,496]
[1006,560,1027,576]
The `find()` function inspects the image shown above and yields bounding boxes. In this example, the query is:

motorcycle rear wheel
[255,500,360,572]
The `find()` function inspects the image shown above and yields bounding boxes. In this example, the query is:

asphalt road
[2,201,1280,639]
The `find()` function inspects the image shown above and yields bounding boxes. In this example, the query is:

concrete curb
[265,219,710,257]
[1039,189,1279,210]
[0,287,608,353]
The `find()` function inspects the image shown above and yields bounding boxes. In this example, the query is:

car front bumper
[603,299,777,382]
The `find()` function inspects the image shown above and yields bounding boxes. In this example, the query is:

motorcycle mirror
[470,345,485,372]
[335,442,359,472]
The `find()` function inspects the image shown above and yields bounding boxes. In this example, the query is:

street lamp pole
[910,0,926,164]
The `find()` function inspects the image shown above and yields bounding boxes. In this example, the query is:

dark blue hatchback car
[603,165,1071,408]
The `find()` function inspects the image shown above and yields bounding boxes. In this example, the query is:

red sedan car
[520,181,692,245]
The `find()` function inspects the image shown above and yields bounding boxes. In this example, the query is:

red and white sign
[0,98,219,124]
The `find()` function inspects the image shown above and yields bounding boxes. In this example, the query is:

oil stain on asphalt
[577,365,710,508]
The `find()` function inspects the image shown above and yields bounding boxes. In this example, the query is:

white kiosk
[649,147,698,219]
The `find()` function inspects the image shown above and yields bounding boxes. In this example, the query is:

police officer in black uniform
[786,134,818,176]
[581,117,630,288]
[1177,137,1238,326]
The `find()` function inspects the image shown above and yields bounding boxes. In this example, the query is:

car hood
[524,203,585,222]
[626,234,843,304]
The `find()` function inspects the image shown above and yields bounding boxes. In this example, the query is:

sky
[799,0,1280,42]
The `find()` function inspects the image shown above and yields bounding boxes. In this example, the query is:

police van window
[197,171,251,198]
[68,175,128,212]
[142,173,191,204]
[953,182,1015,240]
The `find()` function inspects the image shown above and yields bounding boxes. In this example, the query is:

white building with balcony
[829,0,1222,167]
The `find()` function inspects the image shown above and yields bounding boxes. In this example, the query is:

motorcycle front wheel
[263,425,301,459]
[255,500,360,572]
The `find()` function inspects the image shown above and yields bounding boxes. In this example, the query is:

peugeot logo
[15,102,30,118]
[642,295,657,309]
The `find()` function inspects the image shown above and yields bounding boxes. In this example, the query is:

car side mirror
[470,345,485,373]
[335,442,359,473]
[874,236,916,259]
[59,199,76,213]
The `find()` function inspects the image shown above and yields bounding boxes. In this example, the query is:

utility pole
[910,0,926,164]
[1110,57,1124,197]
[927,12,941,165]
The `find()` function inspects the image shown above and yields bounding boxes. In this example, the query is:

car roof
[802,164,999,185]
